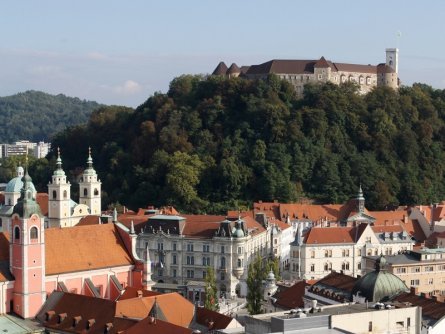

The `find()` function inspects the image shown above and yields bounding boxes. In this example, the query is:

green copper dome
[351,255,408,302]
[5,166,36,194]
[12,168,42,218]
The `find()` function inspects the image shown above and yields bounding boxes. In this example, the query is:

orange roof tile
[115,293,194,328]
[45,224,134,275]
[36,193,49,216]
[274,281,307,309]
[196,307,233,330]
[76,215,101,226]
[125,316,193,334]
[118,287,161,300]
[304,226,354,244]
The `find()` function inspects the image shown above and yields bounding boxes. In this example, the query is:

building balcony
[233,267,244,279]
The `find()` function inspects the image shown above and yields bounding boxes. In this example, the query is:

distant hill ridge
[0,90,102,142]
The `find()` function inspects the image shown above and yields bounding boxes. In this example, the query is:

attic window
[58,313,67,323]
[87,319,96,329]
[73,316,82,326]
[45,310,55,321]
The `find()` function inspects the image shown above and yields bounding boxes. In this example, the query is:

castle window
[341,75,346,83]
[30,227,38,240]
[14,226,20,240]
[83,188,87,196]
[318,74,322,80]
[52,190,57,199]
[359,76,364,84]
[63,190,67,199]
[366,77,371,85]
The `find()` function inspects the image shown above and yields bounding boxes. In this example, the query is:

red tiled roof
[196,307,233,330]
[36,193,49,216]
[118,287,161,300]
[273,281,307,309]
[246,59,317,75]
[393,292,445,320]
[333,62,377,74]
[314,56,330,68]
[125,316,193,334]
[304,225,366,244]
[115,293,194,328]
[212,62,228,75]
[313,271,358,293]
[77,215,101,226]
[36,291,137,334]
[45,224,134,275]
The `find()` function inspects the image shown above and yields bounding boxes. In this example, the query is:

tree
[204,267,219,311]
[267,257,281,281]
[247,255,265,315]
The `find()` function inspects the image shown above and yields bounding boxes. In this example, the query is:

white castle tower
[78,148,102,215]
[48,148,72,228]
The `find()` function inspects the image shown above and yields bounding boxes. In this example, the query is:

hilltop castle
[212,48,399,96]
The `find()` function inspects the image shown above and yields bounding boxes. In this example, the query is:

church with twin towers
[1,148,102,231]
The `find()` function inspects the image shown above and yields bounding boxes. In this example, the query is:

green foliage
[204,266,219,311]
[43,75,445,212]
[0,90,101,142]
[246,255,265,315]
[267,257,281,281]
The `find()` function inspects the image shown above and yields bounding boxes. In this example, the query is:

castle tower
[78,148,102,215]
[386,48,399,74]
[47,148,71,228]
[10,166,45,318]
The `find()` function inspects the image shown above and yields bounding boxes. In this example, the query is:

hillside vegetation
[49,75,445,213]
[0,90,101,142]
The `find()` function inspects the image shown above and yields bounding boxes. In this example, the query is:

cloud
[113,80,143,95]
[29,65,62,75]
[86,51,109,61]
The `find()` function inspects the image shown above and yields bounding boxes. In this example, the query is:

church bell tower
[78,148,102,215]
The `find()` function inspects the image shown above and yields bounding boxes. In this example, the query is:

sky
[1,1,445,107]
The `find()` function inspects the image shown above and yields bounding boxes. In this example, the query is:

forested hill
[50,75,445,213]
[0,90,102,142]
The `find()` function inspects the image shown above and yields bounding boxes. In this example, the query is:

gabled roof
[314,56,331,68]
[115,293,194,328]
[273,281,307,309]
[117,287,161,300]
[195,306,233,330]
[45,223,134,275]
[125,316,193,334]
[393,291,445,321]
[36,291,137,334]
[246,59,317,75]
[312,271,358,293]
[304,225,368,245]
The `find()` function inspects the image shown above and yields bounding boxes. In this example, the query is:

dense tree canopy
[45,74,445,213]
[0,90,101,142]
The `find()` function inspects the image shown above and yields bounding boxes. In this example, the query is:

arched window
[63,190,67,199]
[94,188,99,196]
[30,227,38,239]
[14,226,20,240]
[83,188,87,196]
[52,190,57,199]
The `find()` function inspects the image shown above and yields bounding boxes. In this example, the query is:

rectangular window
[396,267,407,274]
[172,254,177,265]
[310,264,315,272]
[412,267,420,273]
[425,266,434,272]
[428,278,434,285]
[187,243,194,252]
[410,279,420,286]
[157,242,163,251]
[203,244,210,253]
[173,269,177,277]
[203,270,207,279]
[369,322,372,332]
[221,245,225,254]
[186,270,194,278]
[238,247,242,254]
[173,243,177,251]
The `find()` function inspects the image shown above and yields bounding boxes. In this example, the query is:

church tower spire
[48,148,71,228]
[78,147,102,215]
[10,166,45,318]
